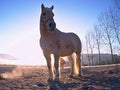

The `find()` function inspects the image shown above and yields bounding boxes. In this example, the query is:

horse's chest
[40,37,59,52]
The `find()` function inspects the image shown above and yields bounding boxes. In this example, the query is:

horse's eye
[42,12,46,16]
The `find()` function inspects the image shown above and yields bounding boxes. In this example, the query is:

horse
[39,4,82,82]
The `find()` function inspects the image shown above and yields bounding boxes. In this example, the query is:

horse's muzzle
[46,18,56,31]
[49,21,56,31]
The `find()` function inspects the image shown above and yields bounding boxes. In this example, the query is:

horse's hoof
[0,75,3,80]
[69,73,81,78]
[47,78,54,82]
[69,74,74,78]
[78,74,82,77]
[54,78,60,82]
[0,75,5,80]
[69,73,77,78]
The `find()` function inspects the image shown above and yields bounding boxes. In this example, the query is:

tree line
[85,1,120,65]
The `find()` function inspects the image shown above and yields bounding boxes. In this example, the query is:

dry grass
[0,64,120,90]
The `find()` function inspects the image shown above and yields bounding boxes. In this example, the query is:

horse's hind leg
[73,52,82,77]
[68,55,74,77]
[69,52,81,77]
[77,52,82,76]
[44,53,54,82]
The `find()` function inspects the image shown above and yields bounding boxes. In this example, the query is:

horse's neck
[40,21,50,38]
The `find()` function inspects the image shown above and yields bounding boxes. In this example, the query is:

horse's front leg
[44,53,54,82]
[54,54,60,82]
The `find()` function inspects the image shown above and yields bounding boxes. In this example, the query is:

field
[0,64,120,90]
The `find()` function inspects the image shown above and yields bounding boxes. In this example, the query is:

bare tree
[109,8,120,47]
[98,11,115,62]
[85,4,120,64]
[85,35,91,66]
[86,32,95,65]
[115,0,120,10]
[92,25,102,64]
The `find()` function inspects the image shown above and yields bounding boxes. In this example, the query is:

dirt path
[0,64,120,90]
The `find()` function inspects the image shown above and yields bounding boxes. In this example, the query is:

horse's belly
[60,48,74,56]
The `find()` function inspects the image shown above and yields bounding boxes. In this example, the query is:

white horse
[39,4,82,82]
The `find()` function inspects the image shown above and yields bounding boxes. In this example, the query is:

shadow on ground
[47,81,80,90]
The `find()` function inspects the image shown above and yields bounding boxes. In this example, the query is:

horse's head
[41,4,56,31]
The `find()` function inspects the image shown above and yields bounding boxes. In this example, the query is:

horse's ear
[41,4,45,11]
[51,5,54,10]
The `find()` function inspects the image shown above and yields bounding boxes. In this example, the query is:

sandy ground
[0,64,120,90]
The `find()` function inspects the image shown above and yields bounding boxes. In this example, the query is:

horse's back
[58,31,81,54]
[68,33,82,53]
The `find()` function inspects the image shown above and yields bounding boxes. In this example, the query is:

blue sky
[0,0,115,65]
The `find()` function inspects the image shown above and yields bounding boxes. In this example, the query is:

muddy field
[0,64,120,90]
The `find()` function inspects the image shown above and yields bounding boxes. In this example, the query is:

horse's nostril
[49,22,56,29]
[49,23,52,28]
